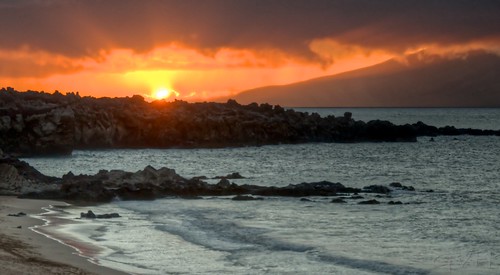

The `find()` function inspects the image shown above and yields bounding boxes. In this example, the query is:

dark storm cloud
[1,0,499,60]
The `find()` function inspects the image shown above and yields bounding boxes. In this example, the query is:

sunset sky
[1,0,499,101]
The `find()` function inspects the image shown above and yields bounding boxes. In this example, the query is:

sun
[154,88,171,100]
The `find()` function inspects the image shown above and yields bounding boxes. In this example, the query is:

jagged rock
[358,199,381,205]
[388,201,403,205]
[81,210,96,219]
[216,178,231,188]
[0,156,58,195]
[7,89,497,157]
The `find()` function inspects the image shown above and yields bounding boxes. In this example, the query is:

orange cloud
[0,48,85,77]
[1,39,498,102]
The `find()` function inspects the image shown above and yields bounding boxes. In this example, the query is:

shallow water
[25,108,500,274]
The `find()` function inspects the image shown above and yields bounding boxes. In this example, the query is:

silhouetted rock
[388,201,403,205]
[8,89,496,157]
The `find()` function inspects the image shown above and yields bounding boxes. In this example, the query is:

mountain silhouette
[232,50,500,107]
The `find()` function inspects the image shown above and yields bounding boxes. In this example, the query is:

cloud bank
[1,0,498,61]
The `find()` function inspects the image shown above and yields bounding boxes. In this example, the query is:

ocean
[25,108,500,274]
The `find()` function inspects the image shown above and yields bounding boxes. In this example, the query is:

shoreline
[0,195,126,275]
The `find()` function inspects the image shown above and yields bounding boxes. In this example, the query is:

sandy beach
[0,196,126,275]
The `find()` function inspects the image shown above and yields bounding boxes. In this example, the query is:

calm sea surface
[26,108,500,274]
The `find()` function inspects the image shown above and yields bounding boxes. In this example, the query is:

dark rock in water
[358,199,380,205]
[96,213,121,219]
[389,182,415,191]
[388,201,403,205]
[254,181,360,197]
[429,137,435,142]
[402,185,415,191]
[363,185,391,194]
[389,182,403,188]
[216,178,231,188]
[349,195,364,199]
[424,189,434,193]
[331,198,347,203]
[81,210,120,219]
[232,195,263,201]
[7,212,27,217]
[214,172,245,179]
[81,210,96,219]
[300,198,312,202]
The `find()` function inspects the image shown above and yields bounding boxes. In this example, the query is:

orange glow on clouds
[1,40,495,101]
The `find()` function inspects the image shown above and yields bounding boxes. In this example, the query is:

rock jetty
[5,88,497,157]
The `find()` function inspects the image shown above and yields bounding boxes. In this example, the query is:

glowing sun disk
[154,88,171,99]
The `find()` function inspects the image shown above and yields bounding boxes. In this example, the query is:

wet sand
[0,196,126,275]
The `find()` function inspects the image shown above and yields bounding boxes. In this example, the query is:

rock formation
[0,151,423,203]
[5,88,495,157]
[0,150,58,195]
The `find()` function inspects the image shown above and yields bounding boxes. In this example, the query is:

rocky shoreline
[1,149,422,203]
[2,88,498,157]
